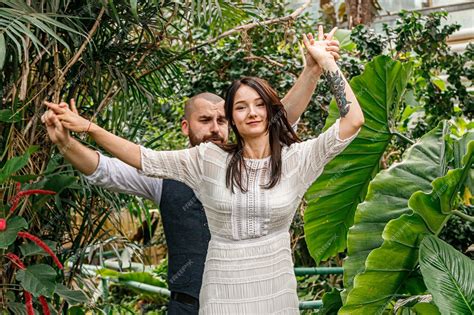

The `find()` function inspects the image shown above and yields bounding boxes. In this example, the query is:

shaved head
[185,92,224,119]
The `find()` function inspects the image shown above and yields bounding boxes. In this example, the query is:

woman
[45,26,364,314]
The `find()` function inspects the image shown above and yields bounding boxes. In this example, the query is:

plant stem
[452,209,474,222]
[392,131,415,145]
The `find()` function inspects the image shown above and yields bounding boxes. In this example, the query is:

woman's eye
[257,103,265,107]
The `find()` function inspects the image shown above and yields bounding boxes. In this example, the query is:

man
[42,33,340,314]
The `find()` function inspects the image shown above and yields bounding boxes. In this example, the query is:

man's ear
[181,119,189,136]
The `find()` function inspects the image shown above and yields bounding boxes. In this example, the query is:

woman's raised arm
[303,25,365,139]
[44,101,142,170]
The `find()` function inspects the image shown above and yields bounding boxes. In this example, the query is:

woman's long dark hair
[221,77,300,193]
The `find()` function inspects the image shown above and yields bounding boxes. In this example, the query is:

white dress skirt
[139,118,360,314]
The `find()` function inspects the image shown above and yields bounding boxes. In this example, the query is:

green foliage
[319,288,343,315]
[350,10,473,132]
[16,264,57,297]
[341,130,473,314]
[0,146,38,184]
[419,235,473,314]
[304,56,413,263]
[1,0,472,312]
[0,216,27,248]
[54,284,89,305]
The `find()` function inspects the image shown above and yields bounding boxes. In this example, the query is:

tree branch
[137,0,311,79]
[59,6,106,82]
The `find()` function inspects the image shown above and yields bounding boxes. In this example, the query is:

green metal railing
[75,262,343,311]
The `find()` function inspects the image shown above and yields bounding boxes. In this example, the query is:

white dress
[139,118,360,314]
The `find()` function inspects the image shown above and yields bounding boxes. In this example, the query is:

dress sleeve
[138,143,206,192]
[296,118,361,189]
[84,151,163,204]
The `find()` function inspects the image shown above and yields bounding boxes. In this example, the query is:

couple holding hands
[42,26,364,315]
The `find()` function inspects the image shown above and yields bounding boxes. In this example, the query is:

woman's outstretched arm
[44,101,142,170]
[303,25,365,139]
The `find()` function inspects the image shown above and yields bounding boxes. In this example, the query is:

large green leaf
[340,136,473,314]
[304,56,413,263]
[55,284,88,305]
[419,236,474,314]
[20,239,56,257]
[342,122,449,299]
[320,288,342,315]
[16,264,57,298]
[0,109,21,123]
[0,216,27,248]
[0,145,39,184]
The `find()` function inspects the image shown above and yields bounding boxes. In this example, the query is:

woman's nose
[248,105,257,117]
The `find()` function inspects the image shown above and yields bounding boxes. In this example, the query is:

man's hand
[41,99,78,146]
[304,26,339,74]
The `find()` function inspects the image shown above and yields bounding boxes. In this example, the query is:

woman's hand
[43,99,92,133]
[303,25,338,70]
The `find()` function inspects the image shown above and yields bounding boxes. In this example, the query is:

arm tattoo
[324,69,351,118]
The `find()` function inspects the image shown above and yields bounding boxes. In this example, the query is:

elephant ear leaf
[343,120,450,302]
[304,55,413,264]
[419,235,474,315]
[340,136,473,314]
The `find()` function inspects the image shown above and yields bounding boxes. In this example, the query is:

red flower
[39,296,51,315]
[17,232,63,270]
[0,218,6,231]
[24,291,34,315]
[5,253,26,270]
[9,183,56,214]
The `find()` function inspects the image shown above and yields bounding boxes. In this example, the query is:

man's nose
[210,119,220,132]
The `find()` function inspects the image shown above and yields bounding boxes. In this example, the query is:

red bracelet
[85,121,92,133]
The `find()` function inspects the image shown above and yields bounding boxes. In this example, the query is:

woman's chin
[240,129,267,139]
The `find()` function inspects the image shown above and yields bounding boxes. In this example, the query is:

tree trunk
[345,0,380,27]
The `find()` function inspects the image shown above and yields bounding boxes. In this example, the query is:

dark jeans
[167,299,199,315]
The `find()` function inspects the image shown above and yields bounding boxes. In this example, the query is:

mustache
[203,134,224,142]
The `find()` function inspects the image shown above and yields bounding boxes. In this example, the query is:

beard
[188,129,225,147]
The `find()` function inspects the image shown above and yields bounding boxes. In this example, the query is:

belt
[170,291,199,306]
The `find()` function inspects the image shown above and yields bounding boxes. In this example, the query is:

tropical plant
[1,0,318,311]
[341,130,473,314]
[300,9,473,313]
[350,10,474,133]
[304,55,414,264]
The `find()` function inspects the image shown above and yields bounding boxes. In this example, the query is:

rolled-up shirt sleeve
[84,151,163,204]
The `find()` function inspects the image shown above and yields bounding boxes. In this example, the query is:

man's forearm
[59,138,100,176]
[281,67,321,125]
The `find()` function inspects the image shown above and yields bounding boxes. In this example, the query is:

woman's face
[232,85,268,139]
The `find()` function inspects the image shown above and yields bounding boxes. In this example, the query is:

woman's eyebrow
[234,97,262,105]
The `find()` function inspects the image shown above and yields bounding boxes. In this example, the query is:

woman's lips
[247,121,261,125]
